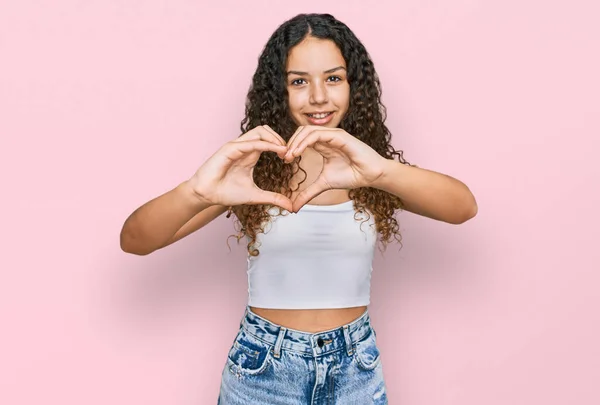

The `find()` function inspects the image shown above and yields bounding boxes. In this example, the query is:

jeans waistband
[239,306,373,357]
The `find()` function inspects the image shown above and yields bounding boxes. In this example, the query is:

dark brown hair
[230,13,415,256]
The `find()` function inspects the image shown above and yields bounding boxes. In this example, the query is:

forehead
[286,37,346,71]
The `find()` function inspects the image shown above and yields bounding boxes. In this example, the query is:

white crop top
[246,200,377,309]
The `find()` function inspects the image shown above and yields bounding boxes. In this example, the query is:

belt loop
[240,307,248,329]
[273,327,287,359]
[343,325,353,356]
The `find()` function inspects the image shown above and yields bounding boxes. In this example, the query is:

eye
[290,78,306,86]
[327,76,342,82]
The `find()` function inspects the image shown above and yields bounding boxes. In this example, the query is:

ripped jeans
[217,306,388,404]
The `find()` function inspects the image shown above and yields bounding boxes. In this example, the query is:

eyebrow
[286,66,346,76]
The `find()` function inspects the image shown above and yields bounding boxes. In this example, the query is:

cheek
[332,85,350,108]
[287,93,304,125]
[287,92,303,115]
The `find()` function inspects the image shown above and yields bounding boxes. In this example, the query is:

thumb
[291,177,329,213]
[251,189,294,212]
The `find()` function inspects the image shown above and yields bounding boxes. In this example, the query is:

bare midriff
[249,306,368,333]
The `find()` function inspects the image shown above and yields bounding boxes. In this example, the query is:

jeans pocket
[227,329,272,376]
[353,327,382,371]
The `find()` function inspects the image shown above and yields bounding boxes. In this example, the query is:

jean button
[317,338,324,348]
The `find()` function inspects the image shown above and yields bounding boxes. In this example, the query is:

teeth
[308,112,330,119]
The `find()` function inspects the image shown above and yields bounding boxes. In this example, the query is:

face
[286,36,350,128]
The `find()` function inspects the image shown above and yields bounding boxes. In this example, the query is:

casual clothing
[218,306,388,404]
[246,201,377,309]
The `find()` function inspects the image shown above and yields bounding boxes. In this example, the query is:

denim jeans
[217,306,388,404]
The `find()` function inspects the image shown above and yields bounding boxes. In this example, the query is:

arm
[119,181,226,256]
[372,160,478,224]
[119,126,293,256]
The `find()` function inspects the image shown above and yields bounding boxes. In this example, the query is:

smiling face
[286,36,350,128]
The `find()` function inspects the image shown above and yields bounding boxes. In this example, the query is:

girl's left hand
[284,126,388,212]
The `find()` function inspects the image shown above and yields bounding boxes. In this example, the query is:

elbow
[452,199,478,225]
[464,202,478,223]
[120,230,154,256]
[121,243,153,256]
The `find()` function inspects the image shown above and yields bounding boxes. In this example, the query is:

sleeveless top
[246,200,377,309]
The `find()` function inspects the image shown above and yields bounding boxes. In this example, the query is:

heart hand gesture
[188,125,293,212]
[284,126,388,212]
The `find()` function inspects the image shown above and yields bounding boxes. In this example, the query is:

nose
[309,81,329,105]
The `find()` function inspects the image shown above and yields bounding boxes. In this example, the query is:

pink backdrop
[1,0,598,403]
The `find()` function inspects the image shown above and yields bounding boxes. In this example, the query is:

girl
[120,13,477,405]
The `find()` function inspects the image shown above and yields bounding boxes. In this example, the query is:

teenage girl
[120,13,477,405]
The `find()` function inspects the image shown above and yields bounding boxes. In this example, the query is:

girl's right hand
[188,125,293,212]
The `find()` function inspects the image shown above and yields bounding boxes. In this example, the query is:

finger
[284,126,313,161]
[286,126,339,159]
[236,126,285,147]
[250,189,293,212]
[292,129,343,158]
[286,125,305,147]
[228,140,288,159]
[259,125,289,159]
[291,176,330,213]
[261,125,286,146]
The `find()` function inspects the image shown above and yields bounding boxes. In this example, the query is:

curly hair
[228,13,415,256]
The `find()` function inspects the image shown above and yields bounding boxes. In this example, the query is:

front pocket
[227,329,272,376]
[353,328,382,371]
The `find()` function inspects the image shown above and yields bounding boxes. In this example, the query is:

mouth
[304,111,335,125]
[305,112,333,119]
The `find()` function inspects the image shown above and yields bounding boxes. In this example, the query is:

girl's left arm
[371,160,478,224]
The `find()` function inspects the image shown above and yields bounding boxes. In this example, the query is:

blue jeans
[217,306,388,404]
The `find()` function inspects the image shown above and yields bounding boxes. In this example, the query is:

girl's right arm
[119,125,292,256]
[119,181,228,256]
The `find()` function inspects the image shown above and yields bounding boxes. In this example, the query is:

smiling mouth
[305,112,333,118]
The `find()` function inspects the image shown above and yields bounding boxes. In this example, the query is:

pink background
[1,0,599,404]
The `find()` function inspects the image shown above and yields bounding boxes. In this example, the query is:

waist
[249,305,368,333]
[240,305,372,355]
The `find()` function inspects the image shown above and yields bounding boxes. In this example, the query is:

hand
[284,126,388,212]
[189,126,293,212]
